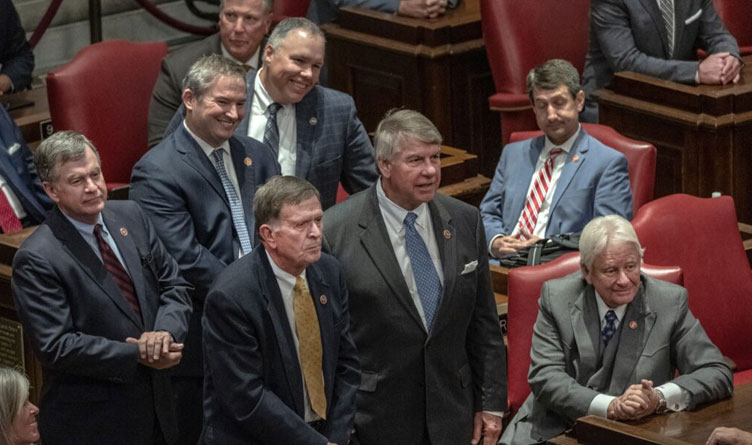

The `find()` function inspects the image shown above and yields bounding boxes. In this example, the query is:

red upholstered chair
[480,0,591,146]
[505,252,682,416]
[509,123,657,216]
[272,0,312,26]
[713,0,752,56]
[47,40,167,197]
[632,194,752,386]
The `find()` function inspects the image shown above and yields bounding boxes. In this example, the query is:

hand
[706,427,752,445]
[699,52,741,84]
[126,330,176,362]
[471,411,502,445]
[0,74,12,95]
[720,55,742,84]
[127,339,183,370]
[607,380,657,420]
[490,230,541,257]
[398,0,447,18]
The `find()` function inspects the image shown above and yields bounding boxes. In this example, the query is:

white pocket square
[685,8,702,25]
[7,143,20,155]
[461,260,478,275]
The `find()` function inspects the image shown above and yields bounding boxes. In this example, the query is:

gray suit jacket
[323,185,507,445]
[306,0,460,24]
[501,273,733,445]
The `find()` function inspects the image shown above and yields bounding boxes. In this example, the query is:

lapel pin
[629,320,638,329]
[244,157,253,166]
[319,295,328,305]
[573,155,580,163]
[443,229,451,240]
[120,227,128,237]
[309,117,318,126]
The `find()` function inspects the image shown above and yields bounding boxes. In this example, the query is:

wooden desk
[550,383,752,445]
[596,55,752,223]
[5,85,51,147]
[322,0,501,178]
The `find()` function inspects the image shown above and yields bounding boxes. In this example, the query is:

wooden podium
[596,55,752,224]
[321,0,501,178]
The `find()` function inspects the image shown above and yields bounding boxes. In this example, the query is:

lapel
[358,187,426,331]
[638,0,672,57]
[511,137,544,228]
[570,284,600,384]
[305,262,335,401]
[237,69,257,137]
[672,0,693,55]
[228,138,256,244]
[45,206,143,330]
[175,125,230,206]
[257,248,305,415]
[426,197,455,336]
[549,130,588,217]
[294,88,319,180]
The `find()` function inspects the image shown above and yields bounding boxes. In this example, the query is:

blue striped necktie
[404,212,442,330]
[211,149,252,255]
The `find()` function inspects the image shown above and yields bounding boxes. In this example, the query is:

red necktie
[94,224,141,319]
[0,191,23,233]
[517,149,563,239]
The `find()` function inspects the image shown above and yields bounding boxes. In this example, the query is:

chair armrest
[489,92,532,112]
[739,222,752,252]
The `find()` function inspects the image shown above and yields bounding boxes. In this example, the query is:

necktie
[517,148,563,239]
[658,0,675,57]
[94,224,141,319]
[602,310,618,347]
[403,212,443,330]
[242,64,252,73]
[293,276,327,419]
[263,102,282,156]
[210,149,253,256]
[0,192,23,233]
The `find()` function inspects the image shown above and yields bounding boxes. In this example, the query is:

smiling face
[261,195,323,276]
[260,28,325,105]
[184,74,246,147]
[11,399,39,445]
[532,84,584,146]
[43,144,107,225]
[218,0,271,63]
[582,241,642,308]
[378,137,441,210]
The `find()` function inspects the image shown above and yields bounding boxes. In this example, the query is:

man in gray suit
[501,214,733,444]
[307,0,456,25]
[582,0,741,122]
[323,109,507,445]
[148,0,272,147]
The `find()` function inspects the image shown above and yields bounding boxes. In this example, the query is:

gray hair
[0,367,30,445]
[579,215,645,271]
[182,54,247,99]
[34,130,100,183]
[254,175,320,239]
[526,59,582,103]
[373,108,442,162]
[266,17,325,51]
[220,0,273,14]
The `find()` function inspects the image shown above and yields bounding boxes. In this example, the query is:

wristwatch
[655,389,668,414]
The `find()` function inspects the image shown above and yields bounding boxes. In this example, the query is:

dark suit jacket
[165,69,378,209]
[0,105,52,225]
[130,123,279,376]
[323,186,507,445]
[501,273,733,444]
[201,246,359,445]
[11,201,192,445]
[0,0,34,92]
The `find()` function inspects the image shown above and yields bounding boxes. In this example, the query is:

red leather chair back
[47,40,167,192]
[506,252,682,415]
[632,194,752,379]
[510,123,656,216]
[713,0,752,56]
[272,0,312,26]
[480,0,591,145]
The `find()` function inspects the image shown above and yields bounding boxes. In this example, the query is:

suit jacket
[0,0,34,92]
[165,69,378,209]
[501,273,733,444]
[201,246,359,445]
[130,123,279,376]
[479,129,632,245]
[11,201,192,445]
[322,185,507,445]
[0,105,52,225]
[306,0,459,24]
[582,0,739,99]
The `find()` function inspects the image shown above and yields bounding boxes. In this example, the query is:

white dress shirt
[248,69,297,175]
[221,45,261,71]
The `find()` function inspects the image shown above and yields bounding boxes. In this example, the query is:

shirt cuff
[588,393,616,418]
[656,382,689,412]
[483,410,504,418]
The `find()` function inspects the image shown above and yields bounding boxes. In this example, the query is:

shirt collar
[220,44,261,68]
[266,249,306,288]
[543,124,581,156]
[182,121,230,156]
[254,68,294,113]
[376,177,430,234]
[594,289,628,325]
[63,211,106,237]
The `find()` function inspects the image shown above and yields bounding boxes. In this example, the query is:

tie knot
[211,148,224,163]
[268,102,282,118]
[242,64,252,72]
[605,310,617,324]
[404,212,418,228]
[93,223,104,239]
[549,148,563,159]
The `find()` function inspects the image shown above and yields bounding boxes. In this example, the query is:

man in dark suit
[11,131,192,444]
[202,175,359,444]
[0,105,52,230]
[131,54,279,444]
[582,0,741,122]
[323,109,507,445]
[148,0,272,147]
[501,215,733,444]
[307,0,456,25]
[0,0,34,95]
[480,59,632,258]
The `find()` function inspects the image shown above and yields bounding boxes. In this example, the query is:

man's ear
[182,89,195,111]
[581,264,592,284]
[259,224,274,247]
[377,158,390,179]
[575,89,585,112]
[42,181,59,204]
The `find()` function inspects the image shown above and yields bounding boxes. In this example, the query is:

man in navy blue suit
[0,0,34,95]
[131,54,279,444]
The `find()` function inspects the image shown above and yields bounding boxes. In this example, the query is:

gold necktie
[293,276,327,419]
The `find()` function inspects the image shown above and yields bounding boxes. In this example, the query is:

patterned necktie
[403,212,443,331]
[0,192,23,233]
[210,149,252,256]
[517,148,563,239]
[602,310,618,347]
[94,224,141,318]
[658,0,675,57]
[293,276,327,419]
[263,102,282,156]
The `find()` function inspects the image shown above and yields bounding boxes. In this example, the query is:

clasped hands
[607,379,661,421]
[699,52,742,85]
[126,331,183,370]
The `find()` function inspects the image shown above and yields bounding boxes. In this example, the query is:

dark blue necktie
[602,310,618,347]
[263,102,282,155]
[403,212,442,331]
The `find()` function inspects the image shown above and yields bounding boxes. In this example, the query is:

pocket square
[685,8,702,25]
[7,143,20,155]
[461,260,478,275]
